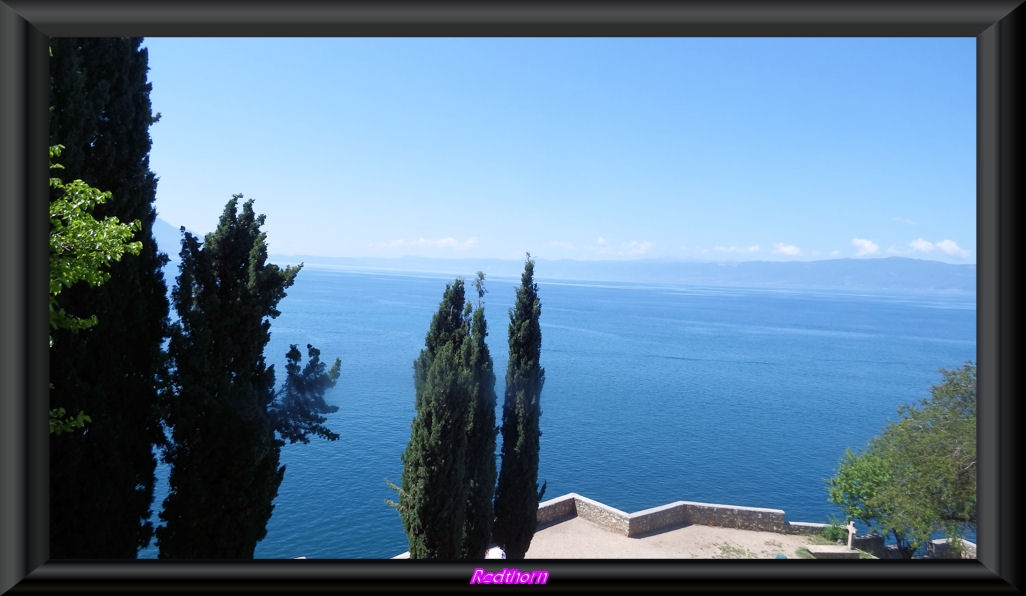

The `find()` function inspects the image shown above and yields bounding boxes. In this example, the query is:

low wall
[849,535,978,560]
[853,533,886,557]
[536,493,825,538]
[926,538,977,559]
[394,493,975,558]
[535,493,578,527]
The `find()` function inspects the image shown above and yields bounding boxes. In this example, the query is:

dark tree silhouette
[157,196,340,558]
[494,254,546,560]
[48,37,170,558]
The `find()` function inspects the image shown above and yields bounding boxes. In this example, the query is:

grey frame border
[2,1,1020,593]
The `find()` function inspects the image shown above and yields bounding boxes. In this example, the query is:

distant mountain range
[152,219,975,293]
[279,254,976,292]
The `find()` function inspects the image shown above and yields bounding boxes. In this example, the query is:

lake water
[138,265,976,559]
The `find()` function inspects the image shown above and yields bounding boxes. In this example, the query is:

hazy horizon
[152,216,975,294]
[154,216,976,268]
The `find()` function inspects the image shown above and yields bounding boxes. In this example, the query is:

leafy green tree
[47,144,142,434]
[826,448,891,532]
[48,37,170,558]
[827,362,977,559]
[461,272,498,558]
[157,195,341,558]
[494,254,546,560]
[48,145,142,344]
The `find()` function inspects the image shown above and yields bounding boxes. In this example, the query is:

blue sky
[143,37,975,264]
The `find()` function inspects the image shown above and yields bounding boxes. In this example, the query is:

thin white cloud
[909,237,934,253]
[589,237,654,257]
[851,237,880,256]
[622,240,654,256]
[772,242,801,256]
[548,240,575,250]
[387,236,478,250]
[714,245,760,254]
[935,239,970,258]
[892,217,918,226]
[906,237,970,259]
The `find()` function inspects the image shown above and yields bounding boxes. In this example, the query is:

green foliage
[158,195,340,558]
[494,253,546,560]
[826,362,977,559]
[461,272,498,558]
[48,37,170,558]
[394,280,471,559]
[47,144,142,436]
[827,448,891,528]
[818,521,848,544]
[391,275,498,559]
[48,144,142,347]
[48,407,92,436]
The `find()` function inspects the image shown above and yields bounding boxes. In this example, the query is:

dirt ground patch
[524,516,825,559]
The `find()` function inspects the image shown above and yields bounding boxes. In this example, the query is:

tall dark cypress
[392,274,498,559]
[48,37,169,558]
[157,196,310,558]
[396,279,472,559]
[493,254,546,560]
[461,273,498,558]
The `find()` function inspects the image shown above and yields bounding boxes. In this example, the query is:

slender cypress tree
[461,273,498,558]
[395,279,472,559]
[157,195,341,558]
[391,274,498,559]
[48,37,170,558]
[493,254,546,560]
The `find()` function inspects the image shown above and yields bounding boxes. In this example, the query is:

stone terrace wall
[537,493,825,538]
[535,493,578,527]
[676,501,787,533]
[395,492,973,558]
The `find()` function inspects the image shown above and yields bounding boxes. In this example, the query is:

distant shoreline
[153,217,974,293]
[268,255,977,293]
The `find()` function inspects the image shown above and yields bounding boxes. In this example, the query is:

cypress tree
[157,195,340,558]
[461,272,498,559]
[395,279,472,559]
[48,37,170,558]
[493,254,546,560]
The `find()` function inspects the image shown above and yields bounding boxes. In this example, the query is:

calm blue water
[138,266,976,559]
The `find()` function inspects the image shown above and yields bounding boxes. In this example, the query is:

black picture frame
[2,1,1020,593]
